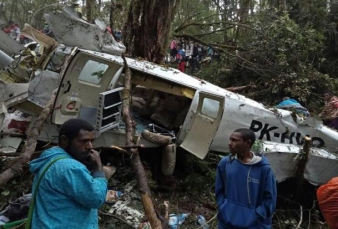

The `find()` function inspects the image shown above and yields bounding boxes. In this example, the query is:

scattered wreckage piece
[257,140,338,185]
[0,89,57,186]
[0,50,13,70]
[21,24,58,50]
[44,5,126,56]
[106,180,145,228]
[0,30,24,56]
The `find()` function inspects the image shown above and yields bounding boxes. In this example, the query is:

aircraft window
[78,60,109,85]
[201,98,220,119]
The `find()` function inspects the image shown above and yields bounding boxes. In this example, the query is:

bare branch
[174,10,207,32]
[173,33,243,50]
[175,21,255,33]
[193,28,233,37]
[121,53,164,229]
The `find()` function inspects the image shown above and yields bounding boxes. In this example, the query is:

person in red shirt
[176,45,186,73]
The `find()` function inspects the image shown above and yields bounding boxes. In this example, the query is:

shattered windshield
[78,60,108,85]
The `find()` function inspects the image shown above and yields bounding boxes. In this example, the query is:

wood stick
[295,136,311,200]
[121,53,163,229]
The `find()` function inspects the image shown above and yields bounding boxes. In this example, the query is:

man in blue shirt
[29,119,107,228]
[215,129,277,229]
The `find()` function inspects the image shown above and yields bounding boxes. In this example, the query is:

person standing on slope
[215,128,277,229]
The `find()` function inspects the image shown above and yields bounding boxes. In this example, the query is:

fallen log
[121,53,164,229]
[0,89,57,186]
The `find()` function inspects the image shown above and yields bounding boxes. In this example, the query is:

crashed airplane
[1,6,338,186]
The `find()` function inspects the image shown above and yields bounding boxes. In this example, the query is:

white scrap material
[108,180,144,228]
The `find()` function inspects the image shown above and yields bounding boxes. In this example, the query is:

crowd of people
[2,20,21,42]
[169,37,221,74]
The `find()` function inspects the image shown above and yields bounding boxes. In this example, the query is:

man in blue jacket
[215,128,277,229]
[29,119,107,229]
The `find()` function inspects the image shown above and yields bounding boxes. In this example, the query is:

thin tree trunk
[110,0,115,29]
[9,0,16,21]
[98,0,102,13]
[0,89,58,186]
[0,0,6,19]
[234,0,250,43]
[296,136,311,200]
[86,0,94,22]
[121,53,164,229]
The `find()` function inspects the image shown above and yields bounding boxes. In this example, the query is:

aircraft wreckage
[1,6,338,186]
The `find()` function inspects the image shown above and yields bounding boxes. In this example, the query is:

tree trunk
[234,0,250,43]
[86,0,94,22]
[98,0,102,13]
[110,0,115,29]
[121,54,164,228]
[123,0,181,63]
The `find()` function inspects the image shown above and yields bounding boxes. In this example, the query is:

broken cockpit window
[78,60,109,86]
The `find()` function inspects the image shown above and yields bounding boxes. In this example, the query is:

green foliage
[175,150,216,197]
[200,10,338,113]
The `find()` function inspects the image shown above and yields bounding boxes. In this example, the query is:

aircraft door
[180,91,224,159]
[51,51,124,128]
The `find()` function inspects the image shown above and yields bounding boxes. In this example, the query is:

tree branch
[173,33,243,51]
[174,10,206,32]
[175,21,255,33]
[121,53,164,229]
[193,28,233,37]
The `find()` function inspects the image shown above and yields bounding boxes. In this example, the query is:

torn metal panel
[28,70,61,107]
[132,73,195,99]
[44,6,126,56]
[0,30,24,56]
[21,24,58,49]
[0,83,29,108]
[305,148,338,185]
[262,141,338,185]
[0,136,22,153]
[48,45,73,72]
[0,50,13,69]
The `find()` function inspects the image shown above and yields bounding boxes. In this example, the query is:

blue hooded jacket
[29,147,107,229]
[215,155,277,229]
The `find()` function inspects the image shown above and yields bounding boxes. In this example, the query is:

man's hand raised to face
[89,149,103,172]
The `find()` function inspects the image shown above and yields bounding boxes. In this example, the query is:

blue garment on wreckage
[29,146,107,229]
[215,155,277,229]
[276,99,310,116]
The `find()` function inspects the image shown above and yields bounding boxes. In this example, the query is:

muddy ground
[0,147,329,229]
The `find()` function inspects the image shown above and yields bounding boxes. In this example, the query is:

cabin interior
[116,70,195,136]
